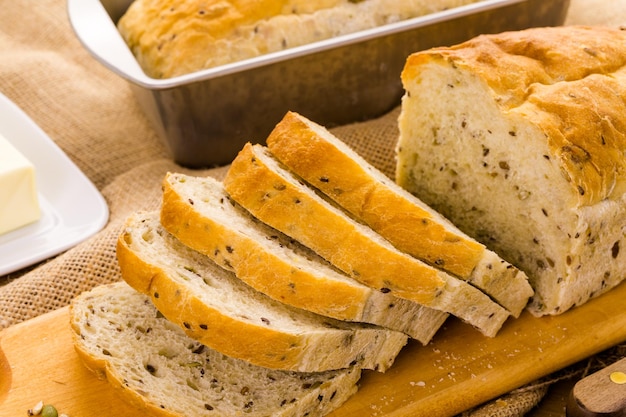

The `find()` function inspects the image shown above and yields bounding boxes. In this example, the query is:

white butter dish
[0,92,109,276]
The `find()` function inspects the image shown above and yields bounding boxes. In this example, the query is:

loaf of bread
[70,281,362,417]
[396,25,626,316]
[266,111,533,317]
[160,172,448,343]
[117,0,483,78]
[224,142,511,337]
[117,210,408,372]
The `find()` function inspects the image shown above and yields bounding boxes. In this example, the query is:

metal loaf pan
[68,0,570,168]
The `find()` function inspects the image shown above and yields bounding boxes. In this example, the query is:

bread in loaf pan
[159,172,449,343]
[266,111,534,317]
[70,281,361,417]
[117,0,487,79]
[396,25,626,316]
[224,143,511,337]
[68,0,569,167]
[116,211,408,372]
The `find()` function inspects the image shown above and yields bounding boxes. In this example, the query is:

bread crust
[161,173,368,319]
[116,212,407,371]
[118,0,343,77]
[225,144,446,301]
[118,0,483,78]
[268,112,484,276]
[160,172,448,343]
[402,25,626,208]
[117,231,302,369]
[224,143,511,336]
[266,111,533,317]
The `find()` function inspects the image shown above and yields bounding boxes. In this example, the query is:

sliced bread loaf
[160,172,448,344]
[116,211,408,372]
[223,143,511,337]
[395,26,626,316]
[266,111,533,317]
[70,281,361,417]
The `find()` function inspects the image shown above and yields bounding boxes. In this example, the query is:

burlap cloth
[1,1,625,415]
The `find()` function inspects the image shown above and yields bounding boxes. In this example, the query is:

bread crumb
[495,399,508,408]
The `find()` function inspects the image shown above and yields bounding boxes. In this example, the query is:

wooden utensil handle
[567,356,626,417]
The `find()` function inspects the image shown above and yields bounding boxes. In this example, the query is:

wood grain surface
[569,356,626,415]
[1,281,626,417]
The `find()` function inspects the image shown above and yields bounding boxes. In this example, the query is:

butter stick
[0,132,41,235]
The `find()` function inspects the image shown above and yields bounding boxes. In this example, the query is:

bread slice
[395,26,626,316]
[160,172,448,344]
[116,211,408,372]
[223,143,511,337]
[266,111,533,317]
[70,281,362,417]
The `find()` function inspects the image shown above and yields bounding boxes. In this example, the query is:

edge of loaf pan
[67,0,570,168]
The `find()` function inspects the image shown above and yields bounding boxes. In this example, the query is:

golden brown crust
[118,0,482,78]
[119,0,295,77]
[116,213,408,370]
[223,143,512,337]
[118,0,363,78]
[265,112,533,317]
[402,26,626,207]
[160,173,449,343]
[224,143,446,305]
[159,173,369,321]
[267,111,485,278]
[115,227,306,370]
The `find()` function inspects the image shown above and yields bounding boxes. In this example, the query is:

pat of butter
[0,132,41,235]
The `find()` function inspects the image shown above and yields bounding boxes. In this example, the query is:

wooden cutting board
[2,281,626,417]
